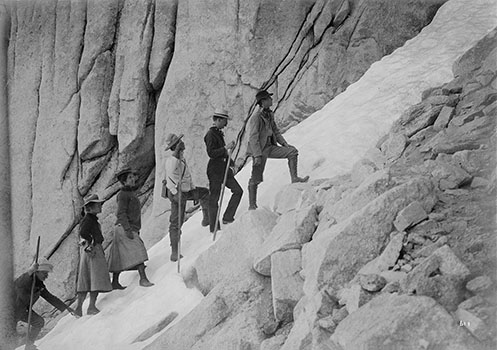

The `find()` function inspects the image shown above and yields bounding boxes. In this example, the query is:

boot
[248,183,258,210]
[170,241,183,262]
[138,264,154,287]
[288,156,309,183]
[200,199,210,227]
[111,273,126,290]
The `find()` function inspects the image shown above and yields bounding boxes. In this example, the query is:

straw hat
[165,133,184,151]
[83,194,104,207]
[213,109,230,119]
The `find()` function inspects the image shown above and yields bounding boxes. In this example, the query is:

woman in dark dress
[75,194,112,316]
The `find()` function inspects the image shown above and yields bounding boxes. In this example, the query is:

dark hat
[213,109,230,119]
[83,193,104,207]
[256,90,273,103]
[165,133,184,151]
[116,167,137,179]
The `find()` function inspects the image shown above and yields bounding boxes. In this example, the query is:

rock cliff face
[5,0,446,300]
[145,28,497,350]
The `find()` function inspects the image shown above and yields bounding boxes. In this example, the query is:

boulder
[331,294,479,349]
[455,308,494,341]
[194,208,278,294]
[254,206,318,276]
[321,170,392,224]
[433,105,455,131]
[400,245,470,311]
[393,201,428,231]
[466,276,493,294]
[337,284,374,314]
[273,183,319,214]
[271,249,305,322]
[302,177,435,296]
[358,231,405,275]
[359,274,387,292]
[420,159,472,190]
[380,133,407,163]
[392,103,443,137]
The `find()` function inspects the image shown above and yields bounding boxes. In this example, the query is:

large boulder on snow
[331,294,479,349]
[302,177,435,296]
[193,209,278,295]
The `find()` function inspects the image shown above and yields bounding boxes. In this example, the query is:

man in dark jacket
[14,259,76,350]
[246,90,309,209]
[204,109,243,232]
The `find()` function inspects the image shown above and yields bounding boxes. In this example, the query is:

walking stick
[213,149,233,242]
[177,164,185,274]
[25,236,40,350]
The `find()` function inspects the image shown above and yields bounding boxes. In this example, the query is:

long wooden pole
[0,3,15,349]
[212,149,232,242]
[25,236,41,350]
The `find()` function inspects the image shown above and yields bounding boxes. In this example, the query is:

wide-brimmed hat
[212,109,230,119]
[116,167,137,180]
[256,90,273,103]
[165,133,184,151]
[37,258,53,273]
[83,194,104,207]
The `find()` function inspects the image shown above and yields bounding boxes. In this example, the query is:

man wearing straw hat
[14,258,77,349]
[107,168,154,288]
[164,133,210,261]
[246,90,309,209]
[204,109,243,232]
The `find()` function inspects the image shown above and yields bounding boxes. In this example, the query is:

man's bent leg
[222,174,243,223]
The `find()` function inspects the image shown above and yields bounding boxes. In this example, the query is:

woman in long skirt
[75,194,112,316]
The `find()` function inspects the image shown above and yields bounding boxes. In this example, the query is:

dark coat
[116,186,141,233]
[246,108,287,158]
[80,213,104,245]
[204,126,234,182]
[14,272,68,315]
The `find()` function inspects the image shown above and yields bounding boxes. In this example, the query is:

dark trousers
[16,309,44,344]
[208,171,243,231]
[168,187,209,246]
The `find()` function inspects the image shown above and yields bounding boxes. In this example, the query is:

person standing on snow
[14,259,77,350]
[107,168,154,288]
[164,133,210,261]
[246,90,309,210]
[204,109,243,232]
[74,194,113,316]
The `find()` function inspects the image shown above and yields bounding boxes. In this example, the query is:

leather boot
[248,183,258,210]
[138,264,154,287]
[288,156,309,183]
[170,241,184,261]
[200,199,210,227]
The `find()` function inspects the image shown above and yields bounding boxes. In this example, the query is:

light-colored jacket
[246,108,287,157]
[165,155,194,195]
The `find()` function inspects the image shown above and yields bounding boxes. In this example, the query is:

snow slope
[33,0,497,349]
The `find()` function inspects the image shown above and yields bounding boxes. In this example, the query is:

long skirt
[107,225,148,272]
[77,244,112,293]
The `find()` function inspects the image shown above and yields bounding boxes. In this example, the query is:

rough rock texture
[254,205,318,276]
[193,208,278,295]
[331,294,480,350]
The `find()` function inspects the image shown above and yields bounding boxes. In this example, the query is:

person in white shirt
[164,133,210,261]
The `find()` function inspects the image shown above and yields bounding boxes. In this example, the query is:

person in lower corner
[164,133,210,261]
[204,109,243,232]
[14,259,77,350]
[246,90,309,210]
[107,168,154,288]
[75,194,113,316]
